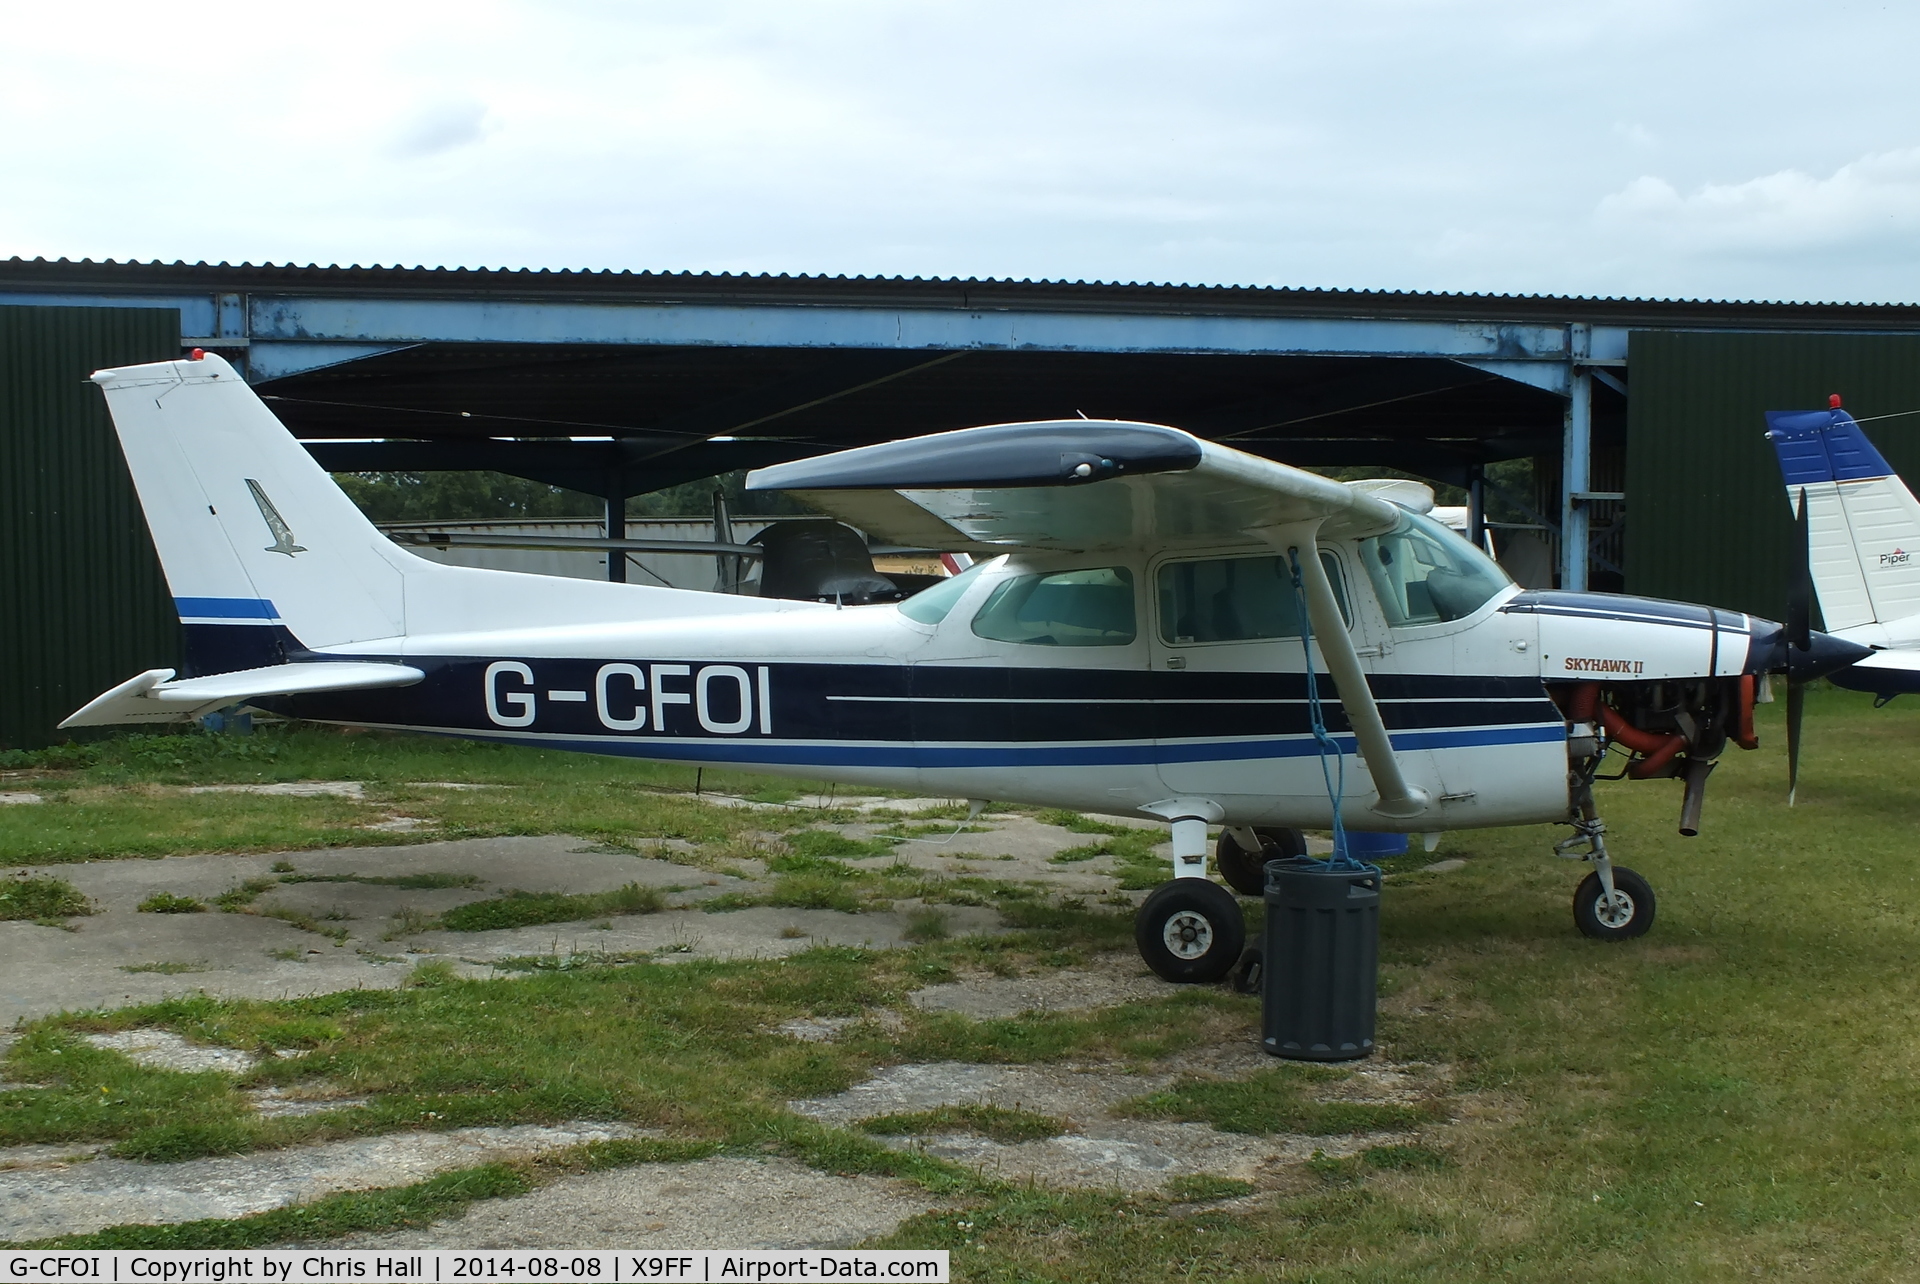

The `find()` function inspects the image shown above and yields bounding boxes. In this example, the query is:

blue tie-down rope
[1288,549,1368,871]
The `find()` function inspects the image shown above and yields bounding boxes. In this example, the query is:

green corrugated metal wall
[1626,330,1920,623]
[1,305,182,749]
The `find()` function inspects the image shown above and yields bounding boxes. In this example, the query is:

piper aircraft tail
[1766,401,1920,635]
[65,352,791,727]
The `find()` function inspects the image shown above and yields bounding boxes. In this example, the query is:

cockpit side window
[1360,510,1512,626]
[1156,551,1349,644]
[971,566,1137,646]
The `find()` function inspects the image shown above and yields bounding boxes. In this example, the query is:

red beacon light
[189,348,205,361]
[1830,393,1844,409]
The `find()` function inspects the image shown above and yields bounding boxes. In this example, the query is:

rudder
[1767,406,1920,631]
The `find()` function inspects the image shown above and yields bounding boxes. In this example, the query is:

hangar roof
[10,255,1920,327]
[9,257,1920,498]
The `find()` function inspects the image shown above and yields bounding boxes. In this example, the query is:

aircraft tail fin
[1766,404,1920,631]
[94,353,415,663]
[91,353,796,676]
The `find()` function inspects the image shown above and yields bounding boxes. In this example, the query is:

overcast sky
[2,0,1916,302]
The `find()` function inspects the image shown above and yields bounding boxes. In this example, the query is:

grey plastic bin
[1262,856,1381,1061]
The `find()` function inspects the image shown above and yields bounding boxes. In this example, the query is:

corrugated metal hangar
[8,256,1920,748]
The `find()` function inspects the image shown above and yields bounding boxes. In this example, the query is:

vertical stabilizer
[1766,406,1920,631]
[91,352,806,677]
[94,353,408,656]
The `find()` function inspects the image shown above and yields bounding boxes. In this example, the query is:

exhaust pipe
[1678,758,1716,837]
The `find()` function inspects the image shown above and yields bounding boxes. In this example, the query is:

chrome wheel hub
[1163,910,1215,959]
[1595,889,1636,929]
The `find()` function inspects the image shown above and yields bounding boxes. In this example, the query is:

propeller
[1786,486,1812,804]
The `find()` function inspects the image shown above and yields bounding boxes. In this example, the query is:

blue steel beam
[0,285,1632,391]
[249,294,1609,362]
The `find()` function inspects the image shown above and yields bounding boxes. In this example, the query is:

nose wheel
[1573,866,1655,940]
[1135,879,1246,983]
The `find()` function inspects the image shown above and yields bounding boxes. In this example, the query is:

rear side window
[1157,552,1349,644]
[971,567,1137,646]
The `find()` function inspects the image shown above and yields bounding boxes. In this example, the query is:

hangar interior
[7,258,1920,746]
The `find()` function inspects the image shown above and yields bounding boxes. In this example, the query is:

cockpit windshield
[897,560,988,625]
[1358,510,1512,626]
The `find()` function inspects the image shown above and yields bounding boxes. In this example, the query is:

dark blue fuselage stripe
[351,721,1565,769]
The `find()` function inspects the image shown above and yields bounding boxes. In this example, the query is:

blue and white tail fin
[1767,404,1920,633]
[96,354,412,661]
[90,353,793,679]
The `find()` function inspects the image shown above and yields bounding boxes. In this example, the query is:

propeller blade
[1787,678,1804,806]
[1785,486,1812,805]
[1788,487,1813,659]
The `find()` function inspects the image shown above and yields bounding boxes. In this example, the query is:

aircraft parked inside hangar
[64,352,1869,982]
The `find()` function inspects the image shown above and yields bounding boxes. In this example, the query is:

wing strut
[1291,533,1431,819]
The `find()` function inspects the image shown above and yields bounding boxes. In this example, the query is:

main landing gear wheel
[1214,827,1309,897]
[1573,867,1656,941]
[1136,880,1246,983]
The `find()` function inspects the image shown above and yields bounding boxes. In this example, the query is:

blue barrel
[1342,831,1408,857]
[1262,857,1382,1061]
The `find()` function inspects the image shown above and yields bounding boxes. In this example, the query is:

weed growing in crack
[860,1104,1066,1143]
[440,883,667,931]
[136,892,206,914]
[0,875,90,922]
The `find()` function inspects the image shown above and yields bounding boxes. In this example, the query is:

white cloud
[1597,148,1920,253]
[4,0,1920,299]
[387,100,494,158]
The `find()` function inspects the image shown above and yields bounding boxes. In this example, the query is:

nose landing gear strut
[1558,753,1656,941]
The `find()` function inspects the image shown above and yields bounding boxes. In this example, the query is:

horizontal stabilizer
[1849,649,1920,675]
[60,662,426,728]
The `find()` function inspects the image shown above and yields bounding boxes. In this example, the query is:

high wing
[60,662,425,728]
[748,421,1432,818]
[745,421,1405,552]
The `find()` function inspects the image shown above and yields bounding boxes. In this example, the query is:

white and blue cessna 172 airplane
[65,352,1870,982]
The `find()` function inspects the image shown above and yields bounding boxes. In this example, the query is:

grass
[137,891,206,913]
[0,724,841,865]
[10,693,1920,1278]
[0,875,90,921]
[1115,1066,1432,1135]
[213,878,276,911]
[1037,813,1167,886]
[439,882,668,931]
[22,1164,534,1248]
[1162,1174,1257,1202]
[784,830,895,860]
[860,1104,1066,1143]
[278,871,483,890]
[903,908,950,942]
[120,961,209,975]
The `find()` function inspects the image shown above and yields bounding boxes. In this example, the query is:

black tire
[1573,867,1655,941]
[1135,879,1247,983]
[1214,827,1308,897]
